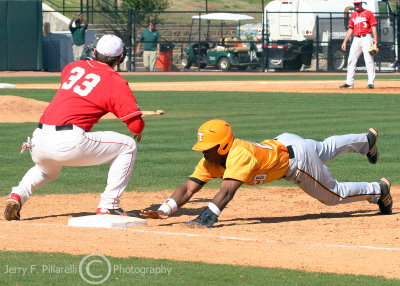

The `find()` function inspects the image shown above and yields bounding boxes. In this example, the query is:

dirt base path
[11,79,400,94]
[1,79,399,279]
[1,188,399,278]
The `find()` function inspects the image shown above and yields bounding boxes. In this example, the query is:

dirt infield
[0,80,399,279]
[11,79,400,94]
[0,189,399,278]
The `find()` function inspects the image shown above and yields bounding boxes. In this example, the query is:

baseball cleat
[340,84,354,88]
[367,84,374,89]
[186,207,218,228]
[365,128,378,164]
[4,193,21,221]
[378,178,393,215]
[96,207,137,217]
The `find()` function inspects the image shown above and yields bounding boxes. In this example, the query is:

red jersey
[40,60,143,131]
[349,9,377,36]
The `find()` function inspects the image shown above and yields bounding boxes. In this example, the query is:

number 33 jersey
[40,60,142,131]
[190,139,290,185]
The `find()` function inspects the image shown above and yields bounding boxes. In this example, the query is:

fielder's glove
[186,207,218,228]
[80,38,99,60]
[368,43,379,56]
[80,38,126,64]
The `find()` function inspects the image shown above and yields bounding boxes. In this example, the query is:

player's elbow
[126,116,145,135]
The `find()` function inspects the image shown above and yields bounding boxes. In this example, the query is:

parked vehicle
[181,13,260,71]
[263,0,395,71]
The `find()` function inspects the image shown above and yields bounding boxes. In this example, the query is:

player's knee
[319,196,340,206]
[125,137,137,152]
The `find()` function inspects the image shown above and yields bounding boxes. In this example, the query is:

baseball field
[0,72,399,285]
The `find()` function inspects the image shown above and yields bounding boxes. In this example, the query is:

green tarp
[0,0,43,70]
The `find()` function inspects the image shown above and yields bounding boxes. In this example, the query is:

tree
[97,0,170,25]
[120,0,170,12]
[121,0,170,25]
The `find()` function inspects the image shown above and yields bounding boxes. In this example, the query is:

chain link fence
[313,13,397,72]
[42,7,400,72]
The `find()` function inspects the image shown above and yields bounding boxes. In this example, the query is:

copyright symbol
[79,254,111,285]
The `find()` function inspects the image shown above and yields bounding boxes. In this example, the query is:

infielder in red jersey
[4,35,145,221]
[141,120,393,228]
[340,1,379,89]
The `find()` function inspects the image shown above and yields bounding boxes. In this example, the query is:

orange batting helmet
[192,119,234,155]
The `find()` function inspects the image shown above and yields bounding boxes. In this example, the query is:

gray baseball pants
[275,132,381,205]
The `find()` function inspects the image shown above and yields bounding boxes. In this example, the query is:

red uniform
[41,60,143,132]
[349,9,377,36]
[344,8,377,87]
[11,58,144,211]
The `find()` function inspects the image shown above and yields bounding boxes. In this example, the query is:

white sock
[208,202,221,216]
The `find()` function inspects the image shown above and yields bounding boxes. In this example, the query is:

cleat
[96,207,137,217]
[365,128,378,164]
[367,84,374,89]
[378,178,393,215]
[4,193,21,221]
[340,84,354,88]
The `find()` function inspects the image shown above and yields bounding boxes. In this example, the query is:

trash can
[156,43,174,72]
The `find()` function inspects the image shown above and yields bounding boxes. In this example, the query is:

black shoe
[367,84,374,89]
[340,84,353,88]
[378,178,393,215]
[365,128,378,164]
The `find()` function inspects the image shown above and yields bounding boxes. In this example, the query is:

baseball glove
[80,38,99,60]
[368,44,379,56]
[80,38,126,64]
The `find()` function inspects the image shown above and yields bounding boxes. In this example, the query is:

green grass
[0,251,398,285]
[1,74,399,84]
[1,87,400,195]
[1,75,400,284]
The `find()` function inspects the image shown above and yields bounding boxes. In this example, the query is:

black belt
[287,145,295,159]
[38,123,73,131]
[354,34,368,38]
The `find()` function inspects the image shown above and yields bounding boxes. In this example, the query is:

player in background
[4,35,145,221]
[141,119,393,228]
[340,0,379,89]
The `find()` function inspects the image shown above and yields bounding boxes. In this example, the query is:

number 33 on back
[61,67,101,97]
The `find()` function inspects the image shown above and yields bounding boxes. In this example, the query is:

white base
[0,83,16,88]
[68,215,147,229]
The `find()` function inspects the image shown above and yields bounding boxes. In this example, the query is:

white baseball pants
[276,132,381,206]
[346,34,375,86]
[12,124,138,209]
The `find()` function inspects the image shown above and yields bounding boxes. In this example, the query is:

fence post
[86,0,89,23]
[263,11,269,72]
[329,13,333,71]
[397,4,400,71]
[197,12,201,71]
[132,9,137,72]
[261,0,265,72]
[316,15,319,72]
[92,0,94,24]
[128,9,133,72]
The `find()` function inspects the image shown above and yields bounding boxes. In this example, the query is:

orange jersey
[190,138,290,185]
